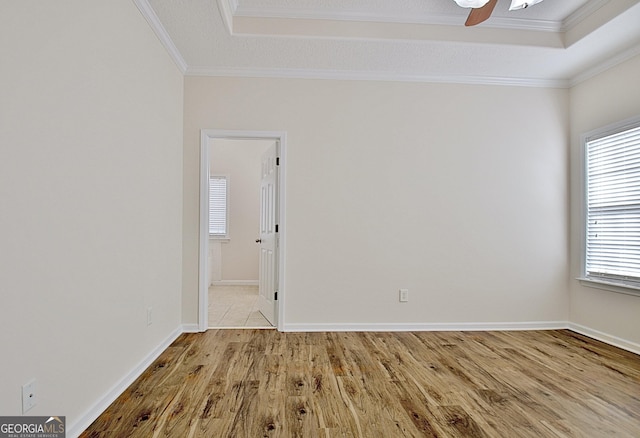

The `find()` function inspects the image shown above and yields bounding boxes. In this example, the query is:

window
[583,119,640,291]
[209,176,228,237]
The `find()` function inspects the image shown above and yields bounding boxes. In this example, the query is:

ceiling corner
[133,0,188,73]
[217,0,235,35]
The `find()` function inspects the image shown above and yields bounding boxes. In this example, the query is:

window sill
[209,236,230,243]
[577,277,640,297]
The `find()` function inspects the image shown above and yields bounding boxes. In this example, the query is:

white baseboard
[182,323,202,333]
[66,326,184,438]
[282,321,569,332]
[283,321,639,356]
[568,322,640,355]
[211,280,259,286]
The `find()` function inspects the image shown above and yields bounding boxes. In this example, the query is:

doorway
[199,130,286,331]
[208,138,272,328]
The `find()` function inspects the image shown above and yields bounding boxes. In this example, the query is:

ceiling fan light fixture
[509,0,543,11]
[453,0,491,8]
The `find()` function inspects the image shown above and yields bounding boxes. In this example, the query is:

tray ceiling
[141,0,640,87]
[232,0,589,27]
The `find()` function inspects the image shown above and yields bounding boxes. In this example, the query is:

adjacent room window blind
[209,176,228,236]
[585,124,640,284]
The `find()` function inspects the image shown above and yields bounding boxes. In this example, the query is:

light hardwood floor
[81,329,640,437]
[209,285,272,328]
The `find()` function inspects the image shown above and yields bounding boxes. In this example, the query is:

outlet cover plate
[22,379,36,413]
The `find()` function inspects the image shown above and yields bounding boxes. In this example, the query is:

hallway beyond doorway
[208,285,273,328]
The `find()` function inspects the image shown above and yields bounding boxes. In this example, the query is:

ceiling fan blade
[465,0,498,26]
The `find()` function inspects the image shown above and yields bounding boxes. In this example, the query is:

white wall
[210,139,273,281]
[0,0,183,432]
[183,77,569,327]
[569,54,640,347]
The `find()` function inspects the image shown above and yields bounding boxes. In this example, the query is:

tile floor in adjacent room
[208,284,272,328]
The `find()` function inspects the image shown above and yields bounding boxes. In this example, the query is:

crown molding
[561,0,608,32]
[133,0,188,73]
[217,0,235,35]
[480,17,560,32]
[185,66,569,88]
[233,6,459,25]
[232,6,562,32]
[135,0,637,90]
[569,43,640,87]
[231,0,615,33]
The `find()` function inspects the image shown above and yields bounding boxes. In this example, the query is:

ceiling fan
[453,0,544,26]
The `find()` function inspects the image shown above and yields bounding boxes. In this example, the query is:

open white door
[257,142,279,325]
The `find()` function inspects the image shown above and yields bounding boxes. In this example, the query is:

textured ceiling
[142,0,640,87]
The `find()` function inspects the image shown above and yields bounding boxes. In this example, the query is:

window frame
[578,115,640,297]
[209,175,229,239]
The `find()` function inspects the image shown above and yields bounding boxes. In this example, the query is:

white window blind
[586,124,640,283]
[209,176,227,236]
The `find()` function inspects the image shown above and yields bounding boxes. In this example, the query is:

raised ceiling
[140,0,640,87]
[231,0,589,27]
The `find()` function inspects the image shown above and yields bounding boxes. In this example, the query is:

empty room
[1,0,640,437]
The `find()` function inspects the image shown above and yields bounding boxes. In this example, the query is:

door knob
[255,239,262,243]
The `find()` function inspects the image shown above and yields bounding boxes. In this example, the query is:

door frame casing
[199,129,287,331]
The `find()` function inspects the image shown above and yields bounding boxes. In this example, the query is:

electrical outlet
[22,379,36,413]
[399,289,409,302]
[147,307,153,326]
